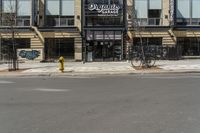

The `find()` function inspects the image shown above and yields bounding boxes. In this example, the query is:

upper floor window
[177,0,190,18]
[45,0,75,27]
[18,0,31,16]
[46,0,59,15]
[176,0,200,25]
[1,0,31,26]
[135,0,162,26]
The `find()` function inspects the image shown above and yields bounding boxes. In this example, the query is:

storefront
[177,37,200,56]
[45,38,75,60]
[82,0,126,61]
[0,38,30,60]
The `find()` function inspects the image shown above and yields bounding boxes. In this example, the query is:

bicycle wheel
[146,56,156,67]
[131,57,141,67]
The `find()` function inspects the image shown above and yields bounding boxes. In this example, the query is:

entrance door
[93,41,121,61]
[45,38,74,60]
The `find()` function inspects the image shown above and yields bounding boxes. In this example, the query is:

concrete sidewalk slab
[1,60,200,77]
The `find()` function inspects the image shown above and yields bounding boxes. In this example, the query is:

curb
[1,69,200,78]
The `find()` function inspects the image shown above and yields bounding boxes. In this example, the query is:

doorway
[89,41,122,61]
[45,38,74,60]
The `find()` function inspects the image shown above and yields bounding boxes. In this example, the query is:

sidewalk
[1,60,200,77]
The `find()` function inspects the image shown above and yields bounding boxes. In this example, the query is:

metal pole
[12,30,16,70]
[0,36,1,61]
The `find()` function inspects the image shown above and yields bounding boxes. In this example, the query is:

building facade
[0,0,82,61]
[82,0,127,61]
[0,0,200,62]
[128,0,200,58]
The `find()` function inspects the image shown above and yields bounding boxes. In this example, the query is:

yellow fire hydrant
[58,56,64,73]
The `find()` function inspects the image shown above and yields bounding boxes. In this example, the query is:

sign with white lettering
[88,4,121,16]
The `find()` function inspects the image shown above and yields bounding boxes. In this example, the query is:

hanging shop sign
[88,4,121,16]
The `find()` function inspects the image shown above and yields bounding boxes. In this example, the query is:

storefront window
[86,31,122,41]
[0,38,30,58]
[177,38,200,56]
[45,38,75,60]
[133,38,162,46]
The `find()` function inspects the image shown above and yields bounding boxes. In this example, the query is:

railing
[129,18,163,26]
[148,18,163,26]
[191,18,200,25]
[176,18,200,26]
[128,45,182,60]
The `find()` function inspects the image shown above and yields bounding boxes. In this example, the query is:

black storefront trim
[173,26,200,30]
[0,27,32,32]
[82,0,127,62]
[84,27,125,31]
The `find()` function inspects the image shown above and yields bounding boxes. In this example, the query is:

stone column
[74,37,82,61]
[163,0,170,26]
[39,0,45,27]
[75,0,81,31]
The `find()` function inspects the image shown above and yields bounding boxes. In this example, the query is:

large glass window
[192,0,200,18]
[61,0,74,16]
[135,0,147,18]
[149,0,162,9]
[18,0,31,16]
[177,0,190,18]
[17,0,31,26]
[135,0,162,26]
[45,38,75,60]
[176,0,200,25]
[133,38,162,46]
[45,0,75,27]
[0,38,30,59]
[177,38,200,56]
[1,0,31,26]
[2,0,16,13]
[46,0,59,15]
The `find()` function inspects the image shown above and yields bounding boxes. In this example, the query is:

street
[0,74,200,133]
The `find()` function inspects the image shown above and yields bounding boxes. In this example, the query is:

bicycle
[131,50,156,68]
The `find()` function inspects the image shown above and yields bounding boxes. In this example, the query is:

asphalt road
[0,74,200,133]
